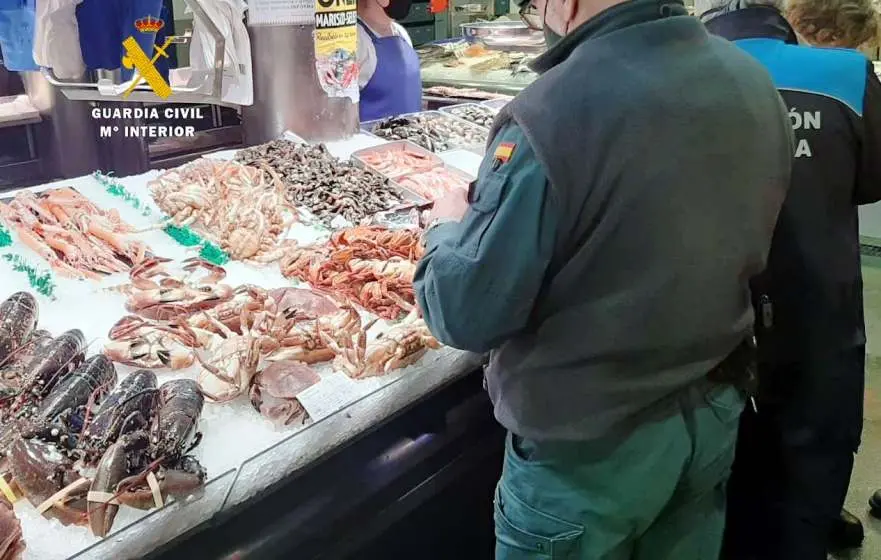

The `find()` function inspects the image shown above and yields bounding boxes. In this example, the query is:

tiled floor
[830,263,881,560]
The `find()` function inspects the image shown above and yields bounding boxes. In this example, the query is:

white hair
[694,0,785,20]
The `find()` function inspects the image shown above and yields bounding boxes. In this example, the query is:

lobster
[88,378,206,537]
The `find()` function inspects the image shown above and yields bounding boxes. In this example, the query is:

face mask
[544,27,562,46]
[383,0,413,20]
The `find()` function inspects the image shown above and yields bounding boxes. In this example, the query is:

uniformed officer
[413,0,793,557]
[698,1,881,557]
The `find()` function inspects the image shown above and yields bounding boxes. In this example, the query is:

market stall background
[0,111,500,559]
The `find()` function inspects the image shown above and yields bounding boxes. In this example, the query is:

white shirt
[357,21,414,88]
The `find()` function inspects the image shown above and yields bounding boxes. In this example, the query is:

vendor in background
[357,0,422,122]
[786,0,878,48]
[413,0,793,556]
[698,0,881,557]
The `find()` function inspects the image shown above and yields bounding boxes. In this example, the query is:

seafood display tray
[361,111,487,156]
[351,140,445,180]
[0,135,479,560]
[352,141,476,203]
[349,142,436,206]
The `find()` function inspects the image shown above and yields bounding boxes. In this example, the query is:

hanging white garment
[33,0,85,79]
[187,0,252,105]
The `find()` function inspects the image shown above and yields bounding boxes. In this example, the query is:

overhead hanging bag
[187,0,253,105]
[34,0,85,78]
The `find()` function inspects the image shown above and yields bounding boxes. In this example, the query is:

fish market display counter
[0,125,498,559]
[418,38,540,100]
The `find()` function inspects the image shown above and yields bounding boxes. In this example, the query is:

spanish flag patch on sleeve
[494,142,515,164]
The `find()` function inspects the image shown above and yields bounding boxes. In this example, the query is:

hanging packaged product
[187,0,253,105]
[0,0,38,71]
[314,0,358,102]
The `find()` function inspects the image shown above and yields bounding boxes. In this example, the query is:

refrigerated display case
[0,128,499,560]
[419,21,542,103]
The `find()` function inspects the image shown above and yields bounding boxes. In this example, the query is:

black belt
[707,337,758,398]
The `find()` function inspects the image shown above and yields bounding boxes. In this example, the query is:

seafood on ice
[195,299,358,402]
[248,361,320,427]
[235,140,404,227]
[7,355,118,525]
[445,104,495,128]
[279,226,423,320]
[195,313,267,403]
[103,257,236,370]
[111,257,235,322]
[355,144,439,179]
[0,292,44,396]
[87,378,206,537]
[422,85,511,101]
[0,292,38,367]
[0,188,150,280]
[397,168,471,201]
[148,159,297,263]
[1,339,205,537]
[104,315,201,370]
[6,329,87,419]
[323,310,441,378]
[368,113,487,152]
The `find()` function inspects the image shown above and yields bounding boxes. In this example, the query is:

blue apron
[359,21,421,122]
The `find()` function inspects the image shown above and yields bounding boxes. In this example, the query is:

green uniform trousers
[494,383,745,560]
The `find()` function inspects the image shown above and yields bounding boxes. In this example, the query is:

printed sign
[248,0,314,26]
[314,0,359,102]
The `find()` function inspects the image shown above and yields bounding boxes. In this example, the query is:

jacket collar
[530,0,688,74]
[703,5,798,44]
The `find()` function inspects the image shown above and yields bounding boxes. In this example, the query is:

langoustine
[0,188,150,280]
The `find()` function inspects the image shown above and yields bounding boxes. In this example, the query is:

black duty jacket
[707,7,881,362]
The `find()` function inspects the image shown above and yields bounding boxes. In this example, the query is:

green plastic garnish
[2,254,56,299]
[162,224,229,266]
[198,243,229,266]
[0,225,12,248]
[163,224,203,247]
[92,172,152,217]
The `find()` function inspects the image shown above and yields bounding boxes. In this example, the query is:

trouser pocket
[494,481,583,559]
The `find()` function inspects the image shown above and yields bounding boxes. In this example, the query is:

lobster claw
[88,432,149,537]
[115,457,207,510]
